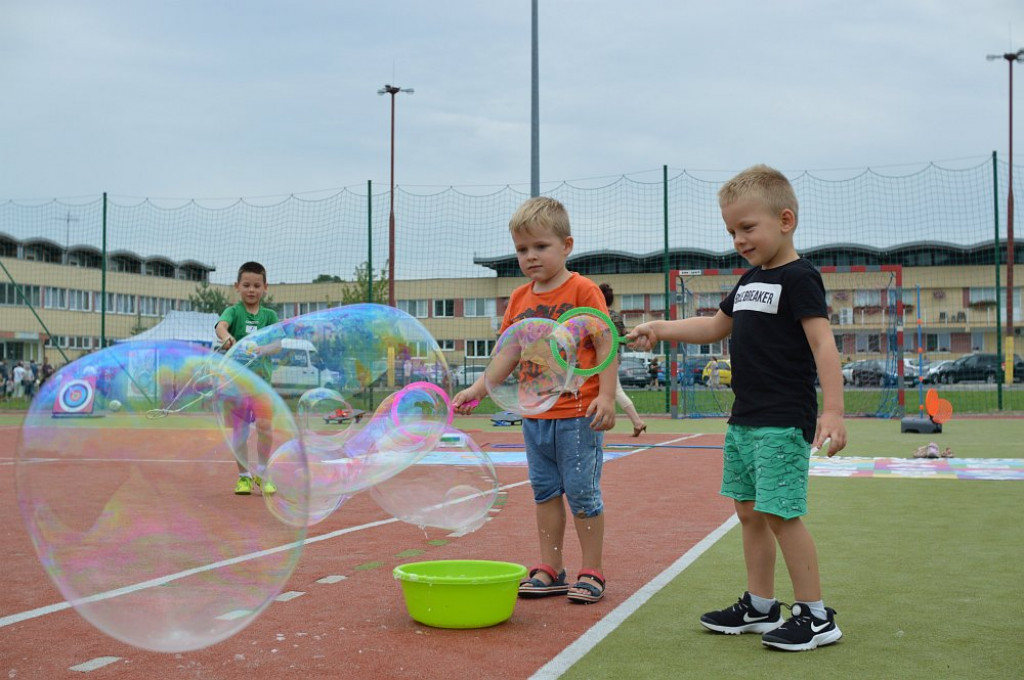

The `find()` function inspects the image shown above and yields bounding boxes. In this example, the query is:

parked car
[675,358,707,386]
[841,360,868,385]
[850,359,899,387]
[939,353,1024,384]
[452,365,487,387]
[902,358,931,386]
[618,358,649,387]
[702,359,732,387]
[922,360,953,384]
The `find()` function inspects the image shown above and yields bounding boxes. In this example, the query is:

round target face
[57,379,95,413]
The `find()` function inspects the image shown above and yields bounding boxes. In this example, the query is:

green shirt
[218,302,278,342]
[218,302,279,380]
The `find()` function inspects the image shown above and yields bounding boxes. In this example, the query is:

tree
[188,281,231,313]
[339,261,389,305]
[313,274,343,283]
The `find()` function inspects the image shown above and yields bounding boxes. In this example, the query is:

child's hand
[814,413,847,457]
[218,336,236,352]
[625,324,656,352]
[586,394,616,431]
[452,387,483,415]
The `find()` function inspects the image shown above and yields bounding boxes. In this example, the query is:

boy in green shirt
[215,261,279,496]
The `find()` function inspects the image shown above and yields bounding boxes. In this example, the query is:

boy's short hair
[237,261,267,283]
[509,197,572,240]
[718,164,798,225]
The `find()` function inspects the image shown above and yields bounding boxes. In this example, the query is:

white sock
[748,592,776,614]
[801,600,827,620]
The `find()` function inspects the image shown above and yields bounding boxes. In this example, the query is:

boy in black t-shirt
[628,164,847,651]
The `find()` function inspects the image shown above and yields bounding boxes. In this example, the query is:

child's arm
[214,321,235,351]
[626,310,733,351]
[802,316,847,457]
[586,356,617,431]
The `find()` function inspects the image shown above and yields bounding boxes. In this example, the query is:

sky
[2,0,1024,202]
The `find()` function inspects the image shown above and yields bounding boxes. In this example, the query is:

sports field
[1,412,1020,679]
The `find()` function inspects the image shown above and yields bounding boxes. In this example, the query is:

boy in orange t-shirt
[454,197,616,604]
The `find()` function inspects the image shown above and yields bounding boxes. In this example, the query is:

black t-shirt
[720,259,827,442]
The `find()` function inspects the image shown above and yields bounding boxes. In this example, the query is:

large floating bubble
[369,427,499,534]
[224,303,451,404]
[483,317,578,415]
[15,341,308,653]
[483,308,620,416]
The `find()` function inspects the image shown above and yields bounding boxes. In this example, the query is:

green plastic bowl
[393,560,528,629]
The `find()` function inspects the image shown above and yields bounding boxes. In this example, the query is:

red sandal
[518,564,569,598]
[567,569,605,604]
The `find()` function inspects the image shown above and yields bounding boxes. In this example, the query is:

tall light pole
[378,83,414,307]
[987,48,1023,381]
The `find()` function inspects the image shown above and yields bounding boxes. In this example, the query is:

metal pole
[378,84,413,308]
[531,0,540,197]
[388,92,396,307]
[367,179,373,303]
[988,48,1023,383]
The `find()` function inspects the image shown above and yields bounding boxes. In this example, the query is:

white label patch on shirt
[733,282,782,314]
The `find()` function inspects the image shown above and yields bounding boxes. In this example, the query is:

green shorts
[720,425,810,519]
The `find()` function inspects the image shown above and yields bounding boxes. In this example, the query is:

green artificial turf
[562,478,1022,679]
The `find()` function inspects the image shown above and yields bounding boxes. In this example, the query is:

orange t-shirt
[501,272,611,419]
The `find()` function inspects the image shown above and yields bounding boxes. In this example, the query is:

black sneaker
[761,603,843,651]
[699,592,784,634]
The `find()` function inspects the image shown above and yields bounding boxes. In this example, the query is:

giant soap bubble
[228,305,456,525]
[369,427,500,534]
[14,341,309,653]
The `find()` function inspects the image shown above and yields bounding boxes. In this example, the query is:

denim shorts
[522,416,604,518]
[720,425,810,519]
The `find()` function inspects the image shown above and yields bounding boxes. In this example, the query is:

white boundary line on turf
[529,513,740,680]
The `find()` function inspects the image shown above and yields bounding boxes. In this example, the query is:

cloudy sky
[1,0,1023,201]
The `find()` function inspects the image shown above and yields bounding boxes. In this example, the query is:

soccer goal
[668,266,904,419]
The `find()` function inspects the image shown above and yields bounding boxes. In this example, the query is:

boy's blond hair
[508,197,572,240]
[718,164,798,225]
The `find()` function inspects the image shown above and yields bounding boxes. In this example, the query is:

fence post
[992,152,1003,409]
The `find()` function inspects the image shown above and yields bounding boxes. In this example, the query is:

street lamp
[377,83,414,307]
[987,49,1024,354]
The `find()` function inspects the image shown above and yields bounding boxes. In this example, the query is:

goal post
[669,266,904,419]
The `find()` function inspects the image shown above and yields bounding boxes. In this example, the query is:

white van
[270,338,341,397]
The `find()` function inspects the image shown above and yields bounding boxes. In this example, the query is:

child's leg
[535,497,567,574]
[766,515,821,603]
[572,511,604,574]
[736,500,777,598]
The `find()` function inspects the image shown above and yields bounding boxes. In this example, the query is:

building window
[0,283,41,307]
[621,294,644,311]
[649,294,666,311]
[68,289,93,312]
[398,299,428,318]
[437,339,455,351]
[464,298,496,318]
[44,287,68,309]
[433,299,454,318]
[466,339,495,358]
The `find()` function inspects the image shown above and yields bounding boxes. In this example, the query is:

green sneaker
[254,476,276,495]
[234,476,253,495]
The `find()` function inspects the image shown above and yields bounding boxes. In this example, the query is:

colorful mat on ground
[417,448,1024,480]
[807,457,1024,481]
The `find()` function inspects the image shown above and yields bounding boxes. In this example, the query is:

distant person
[628,164,847,651]
[647,357,660,390]
[708,356,721,389]
[12,361,26,399]
[453,197,616,605]
[216,261,280,497]
[599,283,646,436]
